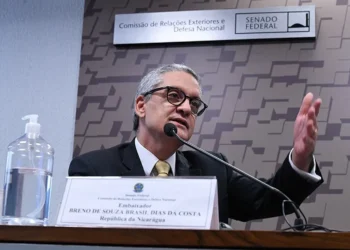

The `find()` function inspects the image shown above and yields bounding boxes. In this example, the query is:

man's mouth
[170,118,188,129]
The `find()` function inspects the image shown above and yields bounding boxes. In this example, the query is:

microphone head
[164,123,177,137]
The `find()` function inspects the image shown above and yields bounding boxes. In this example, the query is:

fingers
[302,120,316,154]
[307,119,317,140]
[307,105,318,140]
[300,93,322,117]
[308,103,317,122]
[298,92,313,115]
[307,96,321,139]
[313,98,322,117]
[308,105,316,121]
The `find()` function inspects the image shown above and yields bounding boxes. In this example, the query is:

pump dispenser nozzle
[22,114,41,136]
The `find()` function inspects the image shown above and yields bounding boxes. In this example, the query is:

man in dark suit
[69,64,323,224]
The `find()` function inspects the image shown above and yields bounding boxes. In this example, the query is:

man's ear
[135,95,146,118]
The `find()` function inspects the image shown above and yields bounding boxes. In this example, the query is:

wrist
[291,150,312,172]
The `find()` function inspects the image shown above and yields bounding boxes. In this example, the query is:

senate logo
[134,183,144,193]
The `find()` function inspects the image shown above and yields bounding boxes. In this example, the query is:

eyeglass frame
[141,86,208,116]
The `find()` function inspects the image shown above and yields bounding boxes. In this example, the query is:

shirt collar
[135,137,176,176]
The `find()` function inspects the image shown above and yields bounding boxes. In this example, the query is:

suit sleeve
[224,153,323,222]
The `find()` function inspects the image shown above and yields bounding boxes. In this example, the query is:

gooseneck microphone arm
[163,123,304,229]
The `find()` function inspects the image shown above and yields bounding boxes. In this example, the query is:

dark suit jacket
[69,139,323,223]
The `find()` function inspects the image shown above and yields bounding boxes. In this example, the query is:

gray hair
[133,64,201,131]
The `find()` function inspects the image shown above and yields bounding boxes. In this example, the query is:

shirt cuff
[289,148,321,182]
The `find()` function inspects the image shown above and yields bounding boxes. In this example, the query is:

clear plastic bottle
[1,114,54,226]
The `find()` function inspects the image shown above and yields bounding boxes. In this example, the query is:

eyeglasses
[142,86,208,116]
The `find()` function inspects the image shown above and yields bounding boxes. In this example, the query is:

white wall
[0,0,84,224]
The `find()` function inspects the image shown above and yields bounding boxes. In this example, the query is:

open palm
[292,93,322,171]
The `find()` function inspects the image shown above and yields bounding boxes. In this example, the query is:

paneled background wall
[75,0,350,230]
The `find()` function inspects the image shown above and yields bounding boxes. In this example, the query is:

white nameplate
[113,6,315,45]
[56,177,219,230]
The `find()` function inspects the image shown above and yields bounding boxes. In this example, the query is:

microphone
[164,123,304,230]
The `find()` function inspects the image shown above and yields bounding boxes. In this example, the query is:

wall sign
[113,6,315,45]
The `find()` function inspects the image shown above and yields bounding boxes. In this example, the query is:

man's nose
[177,98,192,116]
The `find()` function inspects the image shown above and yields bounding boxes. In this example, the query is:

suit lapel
[176,151,202,176]
[120,139,146,176]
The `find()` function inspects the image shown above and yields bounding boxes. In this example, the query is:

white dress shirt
[288,148,321,182]
[135,138,176,176]
[135,138,321,181]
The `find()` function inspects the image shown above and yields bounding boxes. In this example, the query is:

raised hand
[292,93,322,171]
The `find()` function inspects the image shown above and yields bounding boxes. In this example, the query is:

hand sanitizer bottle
[1,114,54,226]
